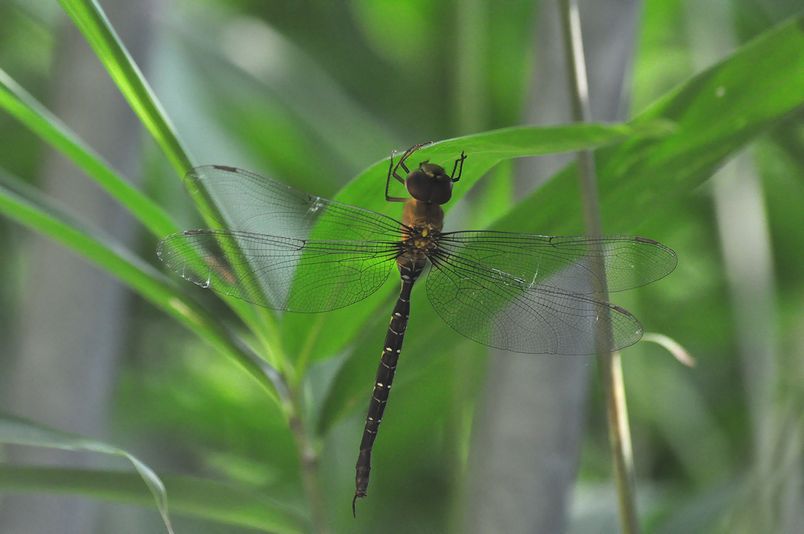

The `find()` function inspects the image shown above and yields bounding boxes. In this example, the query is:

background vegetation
[0,1,802,533]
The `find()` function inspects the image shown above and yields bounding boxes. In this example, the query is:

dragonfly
[156,143,677,514]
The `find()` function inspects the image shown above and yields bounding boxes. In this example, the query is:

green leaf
[0,2,282,401]
[281,121,658,372]
[338,122,666,220]
[0,466,306,534]
[0,169,284,407]
[57,1,290,365]
[499,13,804,237]
[315,13,804,436]
[56,0,661,378]
[0,67,177,238]
[0,415,174,534]
[55,0,238,243]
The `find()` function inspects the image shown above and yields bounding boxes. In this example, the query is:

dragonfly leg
[392,152,411,182]
[395,142,432,177]
[385,151,408,202]
[385,142,436,202]
[395,149,411,175]
[388,151,406,185]
[450,151,467,182]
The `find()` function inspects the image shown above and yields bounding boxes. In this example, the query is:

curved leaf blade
[281,121,659,366]
[56,0,290,361]
[0,170,284,406]
[0,415,174,534]
[498,13,804,236]
[315,14,804,436]
[0,466,306,534]
[335,122,662,219]
[0,68,177,238]
[58,0,192,177]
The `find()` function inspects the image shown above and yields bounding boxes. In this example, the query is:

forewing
[437,231,676,294]
[426,252,642,355]
[186,165,404,241]
[158,230,397,312]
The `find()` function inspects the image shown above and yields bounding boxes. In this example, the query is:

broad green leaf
[0,67,177,238]
[0,415,174,534]
[0,170,283,406]
[315,13,804,436]
[338,121,669,221]
[0,466,306,534]
[281,121,664,372]
[55,1,667,379]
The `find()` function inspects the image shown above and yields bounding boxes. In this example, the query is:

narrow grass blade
[57,0,289,365]
[0,415,174,534]
[0,67,177,238]
[0,170,283,406]
[58,0,192,178]
[0,465,307,534]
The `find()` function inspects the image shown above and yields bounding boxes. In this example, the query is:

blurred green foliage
[0,0,802,533]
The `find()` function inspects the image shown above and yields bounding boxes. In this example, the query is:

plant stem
[558,1,641,533]
[287,394,328,534]
[232,340,329,533]
[233,332,324,531]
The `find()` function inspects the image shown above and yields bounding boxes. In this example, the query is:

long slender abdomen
[353,267,418,515]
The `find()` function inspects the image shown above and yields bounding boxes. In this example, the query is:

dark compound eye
[418,162,444,176]
[405,164,453,204]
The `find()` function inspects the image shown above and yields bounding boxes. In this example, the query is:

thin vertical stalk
[288,406,327,534]
[222,335,322,533]
[558,1,640,533]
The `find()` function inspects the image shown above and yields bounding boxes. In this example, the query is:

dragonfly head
[406,161,455,204]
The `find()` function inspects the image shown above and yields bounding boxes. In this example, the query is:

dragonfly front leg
[386,151,408,202]
[450,151,467,182]
[394,142,431,178]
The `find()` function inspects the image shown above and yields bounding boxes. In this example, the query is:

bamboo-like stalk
[557,1,641,533]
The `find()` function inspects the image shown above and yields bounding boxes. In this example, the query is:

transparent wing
[186,165,404,241]
[437,231,676,294]
[158,230,398,312]
[426,251,642,355]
